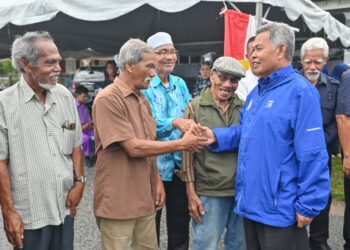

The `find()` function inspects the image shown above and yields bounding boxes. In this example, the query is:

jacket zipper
[237,87,269,211]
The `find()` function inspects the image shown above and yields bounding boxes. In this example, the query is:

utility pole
[255,0,263,28]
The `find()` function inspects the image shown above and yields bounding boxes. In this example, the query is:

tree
[0,60,16,74]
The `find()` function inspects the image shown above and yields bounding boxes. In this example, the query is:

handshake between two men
[172,118,216,151]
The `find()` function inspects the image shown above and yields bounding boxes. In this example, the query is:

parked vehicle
[71,67,106,98]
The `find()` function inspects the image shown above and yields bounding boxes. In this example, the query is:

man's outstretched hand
[180,125,208,152]
[196,124,216,145]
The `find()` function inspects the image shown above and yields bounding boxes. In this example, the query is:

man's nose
[251,50,257,58]
[54,62,61,72]
[308,65,319,72]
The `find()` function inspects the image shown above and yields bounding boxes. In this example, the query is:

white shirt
[236,69,259,101]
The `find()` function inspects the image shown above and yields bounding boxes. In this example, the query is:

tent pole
[255,0,263,28]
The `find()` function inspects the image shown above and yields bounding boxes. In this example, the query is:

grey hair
[11,31,54,72]
[300,37,329,59]
[256,22,295,61]
[117,39,154,71]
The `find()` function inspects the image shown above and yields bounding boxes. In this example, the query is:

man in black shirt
[336,67,350,250]
[300,37,339,250]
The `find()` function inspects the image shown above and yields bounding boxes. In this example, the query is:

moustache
[306,70,320,75]
[50,73,60,78]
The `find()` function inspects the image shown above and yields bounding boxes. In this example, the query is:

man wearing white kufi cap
[143,32,194,249]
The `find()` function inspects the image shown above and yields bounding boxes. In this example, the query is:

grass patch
[332,156,345,201]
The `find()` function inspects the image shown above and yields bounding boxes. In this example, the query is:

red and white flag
[224,10,256,70]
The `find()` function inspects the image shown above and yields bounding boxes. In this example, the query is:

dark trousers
[14,215,74,250]
[309,155,332,247]
[156,174,190,250]
[244,218,309,250]
[344,176,350,250]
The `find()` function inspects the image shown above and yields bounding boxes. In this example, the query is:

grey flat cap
[212,56,246,78]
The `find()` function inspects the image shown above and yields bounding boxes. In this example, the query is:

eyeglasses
[214,70,240,84]
[155,50,178,56]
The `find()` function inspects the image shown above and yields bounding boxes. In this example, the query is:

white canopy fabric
[0,0,349,46]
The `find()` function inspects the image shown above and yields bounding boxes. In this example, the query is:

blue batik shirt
[142,74,191,181]
[192,79,211,97]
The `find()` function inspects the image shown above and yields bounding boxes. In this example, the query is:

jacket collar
[258,65,294,94]
[298,70,329,87]
[317,72,329,86]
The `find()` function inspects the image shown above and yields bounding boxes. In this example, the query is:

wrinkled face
[23,40,61,90]
[154,44,177,74]
[200,64,211,80]
[251,31,282,78]
[130,52,156,90]
[77,92,89,104]
[210,70,239,102]
[301,49,327,83]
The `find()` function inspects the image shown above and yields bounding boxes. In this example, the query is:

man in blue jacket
[200,22,330,250]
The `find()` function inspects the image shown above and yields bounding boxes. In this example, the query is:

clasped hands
[172,118,216,152]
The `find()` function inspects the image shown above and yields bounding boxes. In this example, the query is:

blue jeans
[192,196,246,250]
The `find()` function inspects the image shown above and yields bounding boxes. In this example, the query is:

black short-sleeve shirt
[337,70,350,116]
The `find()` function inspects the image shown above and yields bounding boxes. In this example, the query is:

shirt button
[48,133,52,136]
[53,153,56,157]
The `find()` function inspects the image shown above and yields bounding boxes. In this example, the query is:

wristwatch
[74,176,87,183]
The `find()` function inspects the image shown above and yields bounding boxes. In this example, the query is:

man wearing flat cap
[181,56,246,250]
[143,32,193,249]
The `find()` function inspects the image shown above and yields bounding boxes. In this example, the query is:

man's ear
[209,70,215,83]
[125,63,134,73]
[277,44,287,60]
[20,58,31,72]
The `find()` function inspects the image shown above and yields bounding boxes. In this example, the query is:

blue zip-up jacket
[142,74,191,181]
[209,65,330,227]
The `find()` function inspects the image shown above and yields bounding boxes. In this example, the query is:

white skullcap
[147,32,173,49]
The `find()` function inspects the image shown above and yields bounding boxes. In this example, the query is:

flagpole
[255,0,263,28]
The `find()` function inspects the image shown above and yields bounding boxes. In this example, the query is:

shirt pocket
[61,129,76,155]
